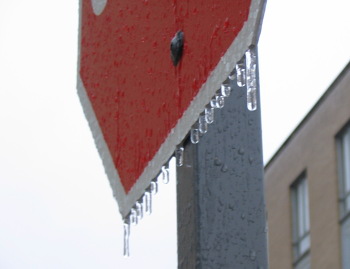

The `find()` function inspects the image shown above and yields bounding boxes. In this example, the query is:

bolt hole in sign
[77,0,266,218]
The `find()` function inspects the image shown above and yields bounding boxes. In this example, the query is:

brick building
[265,62,350,269]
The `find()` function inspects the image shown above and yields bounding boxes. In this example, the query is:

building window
[338,124,350,219]
[291,174,311,269]
[337,124,350,269]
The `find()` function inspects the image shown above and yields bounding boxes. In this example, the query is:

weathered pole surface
[177,49,268,268]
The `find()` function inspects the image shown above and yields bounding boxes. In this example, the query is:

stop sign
[77,0,265,217]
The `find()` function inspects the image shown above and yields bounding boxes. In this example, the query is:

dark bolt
[170,31,184,66]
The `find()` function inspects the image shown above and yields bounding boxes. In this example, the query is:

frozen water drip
[161,164,170,184]
[236,58,246,87]
[211,93,224,109]
[215,95,225,108]
[150,180,158,195]
[130,208,138,225]
[205,106,214,124]
[190,127,200,144]
[135,201,143,221]
[210,95,217,108]
[245,48,257,111]
[143,191,152,215]
[221,84,231,97]
[198,114,208,134]
[123,220,130,257]
[175,146,184,166]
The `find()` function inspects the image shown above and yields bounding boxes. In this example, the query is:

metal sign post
[177,48,268,268]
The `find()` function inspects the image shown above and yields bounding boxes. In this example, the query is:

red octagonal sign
[77,0,265,217]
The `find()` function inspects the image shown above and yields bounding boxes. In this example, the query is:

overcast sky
[0,0,349,268]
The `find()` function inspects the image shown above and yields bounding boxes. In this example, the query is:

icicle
[215,94,225,108]
[123,219,130,257]
[135,201,143,221]
[210,95,217,108]
[150,180,158,195]
[236,58,246,87]
[205,106,214,124]
[129,208,138,225]
[221,84,231,97]
[198,114,208,134]
[245,48,257,111]
[144,191,152,215]
[161,164,170,184]
[175,146,184,166]
[211,93,224,109]
[190,127,200,144]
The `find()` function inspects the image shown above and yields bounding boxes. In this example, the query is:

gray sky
[0,0,349,268]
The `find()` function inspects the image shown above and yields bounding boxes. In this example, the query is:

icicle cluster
[188,83,232,145]
[188,47,258,145]
[236,47,258,110]
[123,161,170,257]
[122,47,258,257]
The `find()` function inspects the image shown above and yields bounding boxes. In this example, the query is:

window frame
[336,122,350,269]
[291,172,311,267]
[337,123,350,222]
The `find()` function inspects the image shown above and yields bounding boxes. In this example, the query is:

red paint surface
[80,0,251,192]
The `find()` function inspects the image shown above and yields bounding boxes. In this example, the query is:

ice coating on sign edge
[121,47,260,256]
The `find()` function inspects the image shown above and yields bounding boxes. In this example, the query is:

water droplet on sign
[205,106,214,124]
[238,147,245,155]
[190,127,200,144]
[249,156,254,164]
[221,164,228,173]
[249,250,257,261]
[91,0,107,16]
[221,84,231,97]
[123,220,130,257]
[236,59,246,87]
[175,146,184,166]
[245,48,257,111]
[214,157,222,166]
[161,164,170,184]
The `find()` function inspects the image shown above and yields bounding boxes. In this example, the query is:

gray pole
[177,48,268,268]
